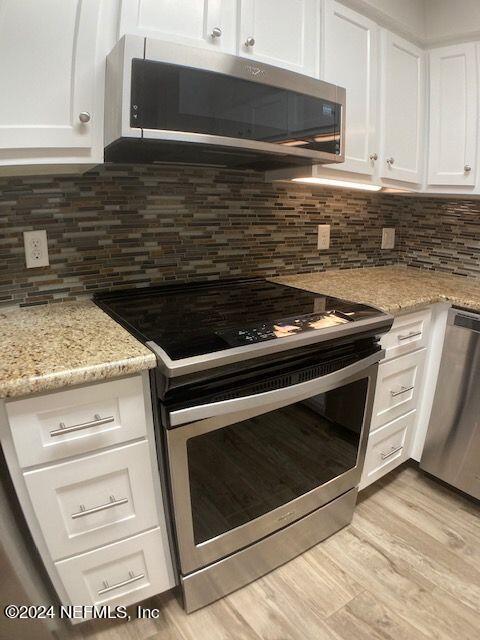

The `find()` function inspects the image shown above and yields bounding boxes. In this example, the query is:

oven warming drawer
[181,487,357,613]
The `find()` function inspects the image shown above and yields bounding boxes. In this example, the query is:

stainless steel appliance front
[105,35,346,168]
[420,308,480,499]
[164,352,380,609]
[181,487,358,613]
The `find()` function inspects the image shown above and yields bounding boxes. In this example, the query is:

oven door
[165,351,381,575]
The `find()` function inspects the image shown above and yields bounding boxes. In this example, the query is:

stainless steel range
[95,278,393,612]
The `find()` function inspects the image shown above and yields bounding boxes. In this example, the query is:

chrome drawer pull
[71,495,128,520]
[50,414,114,437]
[398,331,422,341]
[97,571,145,596]
[381,445,403,460]
[390,385,414,397]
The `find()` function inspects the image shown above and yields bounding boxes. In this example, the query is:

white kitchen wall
[338,0,426,41]
[424,0,480,44]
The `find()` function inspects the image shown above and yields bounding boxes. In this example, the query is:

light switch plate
[317,224,331,250]
[381,227,395,250]
[23,230,49,268]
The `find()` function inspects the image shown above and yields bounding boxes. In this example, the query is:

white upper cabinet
[428,43,478,187]
[322,1,378,175]
[238,0,318,76]
[119,0,237,53]
[380,31,424,184]
[0,0,104,170]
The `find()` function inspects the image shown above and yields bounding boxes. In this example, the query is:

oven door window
[187,378,368,545]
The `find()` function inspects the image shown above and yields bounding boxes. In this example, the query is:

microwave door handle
[168,350,384,427]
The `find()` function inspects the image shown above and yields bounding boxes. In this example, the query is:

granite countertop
[273,266,480,314]
[2,266,479,400]
[272,266,480,314]
[0,300,156,400]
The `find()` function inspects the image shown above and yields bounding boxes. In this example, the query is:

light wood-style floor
[75,464,480,640]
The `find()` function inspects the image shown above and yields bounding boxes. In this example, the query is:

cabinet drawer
[371,349,425,430]
[55,528,173,611]
[380,308,431,361]
[7,376,147,468]
[361,410,416,489]
[23,441,158,560]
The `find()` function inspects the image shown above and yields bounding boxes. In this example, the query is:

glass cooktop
[94,279,384,361]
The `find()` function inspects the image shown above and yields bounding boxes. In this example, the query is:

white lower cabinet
[361,411,416,489]
[55,528,172,608]
[7,376,148,468]
[371,348,426,430]
[361,308,432,489]
[380,308,431,362]
[0,373,175,620]
[24,441,159,560]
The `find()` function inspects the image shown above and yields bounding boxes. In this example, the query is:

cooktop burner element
[94,278,392,377]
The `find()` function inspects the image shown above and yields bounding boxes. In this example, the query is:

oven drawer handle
[398,331,422,341]
[381,444,403,460]
[49,414,114,437]
[168,349,384,427]
[71,495,128,520]
[390,385,414,398]
[97,571,144,596]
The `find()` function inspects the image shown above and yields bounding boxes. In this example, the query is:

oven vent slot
[210,376,294,402]
[296,355,353,383]
[207,354,357,403]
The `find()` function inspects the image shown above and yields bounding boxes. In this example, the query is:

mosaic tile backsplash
[0,164,478,307]
[398,197,480,279]
[0,165,399,307]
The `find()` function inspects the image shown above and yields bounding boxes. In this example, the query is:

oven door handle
[168,350,384,427]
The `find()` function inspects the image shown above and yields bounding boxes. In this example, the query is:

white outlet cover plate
[381,227,395,250]
[317,224,331,250]
[23,229,49,268]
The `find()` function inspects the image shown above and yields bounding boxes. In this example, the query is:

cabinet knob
[210,27,222,38]
[369,153,378,161]
[386,157,395,166]
[78,111,91,124]
[464,164,472,173]
[245,36,255,47]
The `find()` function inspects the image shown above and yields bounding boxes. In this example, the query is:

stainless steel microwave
[105,35,346,170]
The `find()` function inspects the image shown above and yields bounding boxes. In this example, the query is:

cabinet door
[0,0,101,164]
[119,0,237,53]
[7,376,148,468]
[238,0,318,76]
[371,349,426,431]
[380,308,431,362]
[360,410,416,490]
[428,43,478,186]
[23,441,159,560]
[323,1,378,174]
[380,31,424,184]
[56,528,173,611]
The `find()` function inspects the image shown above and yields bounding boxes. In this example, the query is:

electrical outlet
[23,230,49,268]
[317,224,331,250]
[381,227,395,250]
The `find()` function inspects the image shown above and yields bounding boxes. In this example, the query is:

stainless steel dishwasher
[420,307,480,499]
